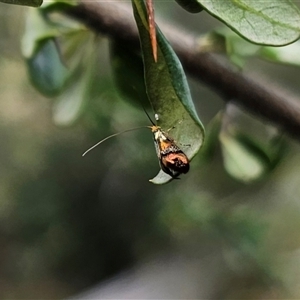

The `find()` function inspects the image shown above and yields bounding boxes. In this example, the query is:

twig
[65,0,300,141]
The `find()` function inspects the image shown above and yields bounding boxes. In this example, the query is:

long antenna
[141,104,156,126]
[82,126,148,157]
[130,85,156,125]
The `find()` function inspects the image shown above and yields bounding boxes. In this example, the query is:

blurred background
[1,1,300,299]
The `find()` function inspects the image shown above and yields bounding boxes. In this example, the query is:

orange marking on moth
[161,153,190,174]
[160,140,172,151]
[166,153,189,165]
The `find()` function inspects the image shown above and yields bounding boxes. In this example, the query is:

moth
[83,113,189,179]
[150,125,189,178]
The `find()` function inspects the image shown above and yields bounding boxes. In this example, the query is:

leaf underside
[197,0,300,46]
[0,0,42,7]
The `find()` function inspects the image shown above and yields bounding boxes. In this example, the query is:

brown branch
[65,1,300,140]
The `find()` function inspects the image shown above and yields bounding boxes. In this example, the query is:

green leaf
[202,28,300,68]
[220,132,269,182]
[0,0,42,7]
[219,105,285,183]
[260,40,300,66]
[200,112,222,161]
[40,0,78,12]
[110,40,149,108]
[204,28,260,68]
[22,9,60,58]
[26,39,69,96]
[174,0,203,13]
[197,0,300,46]
[22,6,82,58]
[22,6,86,96]
[53,36,100,126]
[132,0,205,184]
[52,75,86,126]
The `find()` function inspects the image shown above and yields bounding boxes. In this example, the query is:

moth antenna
[134,90,155,125]
[142,105,156,126]
[82,126,148,157]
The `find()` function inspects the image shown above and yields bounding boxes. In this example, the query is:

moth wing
[153,138,162,159]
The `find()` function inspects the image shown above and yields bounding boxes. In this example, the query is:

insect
[82,112,190,179]
[150,125,189,178]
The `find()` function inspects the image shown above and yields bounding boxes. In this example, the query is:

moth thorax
[155,129,168,140]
